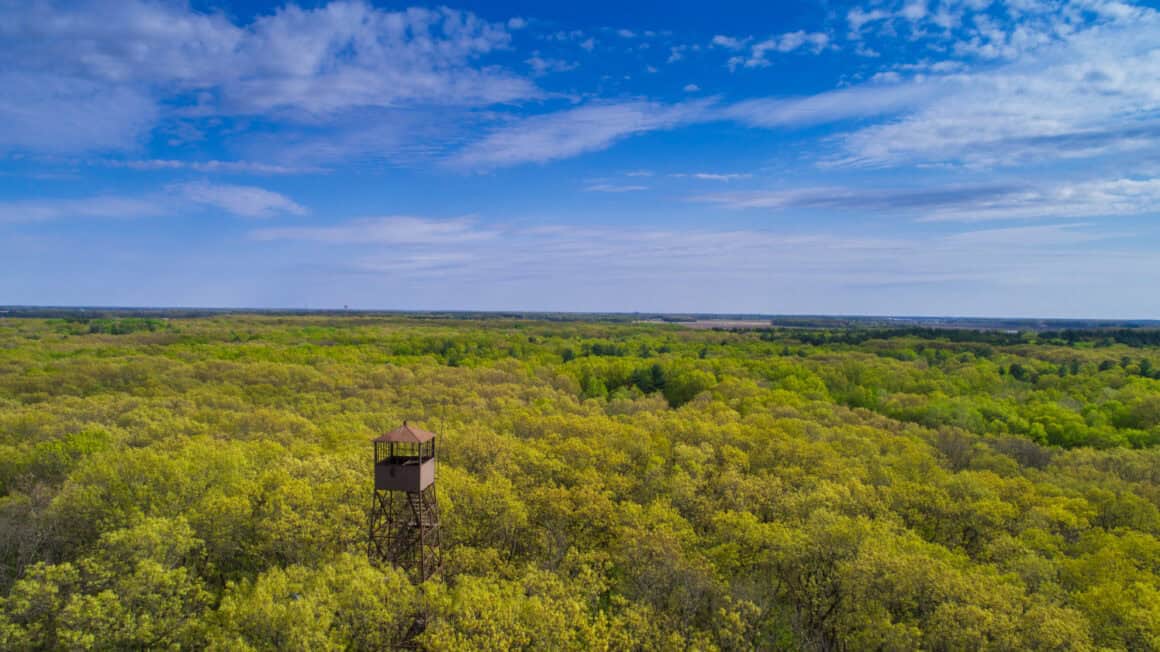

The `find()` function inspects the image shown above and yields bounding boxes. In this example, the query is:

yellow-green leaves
[2,316,1160,649]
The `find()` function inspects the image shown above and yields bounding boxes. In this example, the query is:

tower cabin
[373,421,436,493]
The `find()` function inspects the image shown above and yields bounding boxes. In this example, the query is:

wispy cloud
[694,176,1160,222]
[450,100,713,168]
[239,214,1154,315]
[846,8,891,38]
[917,178,1160,222]
[585,184,649,192]
[175,182,307,219]
[447,79,937,171]
[251,216,495,245]
[107,160,322,175]
[723,80,941,128]
[0,182,305,223]
[0,73,159,154]
[694,183,1021,212]
[0,196,167,223]
[727,31,830,70]
[942,223,1117,248]
[843,0,1136,60]
[0,1,537,154]
[672,172,751,181]
[829,4,1160,168]
[222,3,537,113]
[526,56,578,76]
[711,35,747,50]
[668,45,695,62]
[236,108,477,167]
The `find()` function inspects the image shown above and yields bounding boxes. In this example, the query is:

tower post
[369,421,442,582]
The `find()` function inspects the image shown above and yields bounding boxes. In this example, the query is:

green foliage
[210,554,415,651]
[0,517,210,649]
[1,316,1159,649]
[83,318,170,335]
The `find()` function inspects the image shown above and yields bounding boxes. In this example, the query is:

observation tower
[369,421,441,582]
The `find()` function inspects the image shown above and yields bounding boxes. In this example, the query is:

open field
[2,314,1159,649]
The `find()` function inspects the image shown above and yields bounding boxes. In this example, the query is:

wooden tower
[369,421,441,582]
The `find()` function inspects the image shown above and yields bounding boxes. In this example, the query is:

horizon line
[2,305,1159,325]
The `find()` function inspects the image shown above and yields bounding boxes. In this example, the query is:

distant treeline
[1038,329,1160,347]
[7,306,1157,332]
[760,327,1029,347]
[742,326,1160,349]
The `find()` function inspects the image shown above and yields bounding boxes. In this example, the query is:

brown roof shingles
[373,422,436,443]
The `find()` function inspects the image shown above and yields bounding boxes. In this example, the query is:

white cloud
[778,31,830,53]
[585,184,649,192]
[436,3,1158,172]
[892,60,966,73]
[724,80,939,128]
[239,215,1156,317]
[108,160,321,175]
[900,0,927,22]
[0,196,166,223]
[711,35,747,50]
[692,184,1008,211]
[832,11,1160,168]
[0,1,233,154]
[258,217,918,286]
[693,176,1160,223]
[225,3,534,115]
[355,251,478,274]
[0,0,537,153]
[727,31,830,70]
[5,0,1155,184]
[0,182,305,222]
[850,0,1150,63]
[448,75,935,170]
[450,100,713,168]
[672,172,752,181]
[942,223,1115,247]
[616,29,636,38]
[526,56,579,75]
[847,8,891,37]
[0,73,159,153]
[1,0,244,86]
[250,216,495,244]
[175,182,307,219]
[918,178,1160,222]
[236,108,473,167]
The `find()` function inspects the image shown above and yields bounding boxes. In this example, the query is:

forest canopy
[1,315,1159,650]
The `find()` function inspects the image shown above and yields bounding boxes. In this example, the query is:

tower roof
[374,421,436,444]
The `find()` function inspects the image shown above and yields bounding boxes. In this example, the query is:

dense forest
[1,315,1159,650]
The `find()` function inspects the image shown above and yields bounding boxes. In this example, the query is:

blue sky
[2,0,1159,317]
